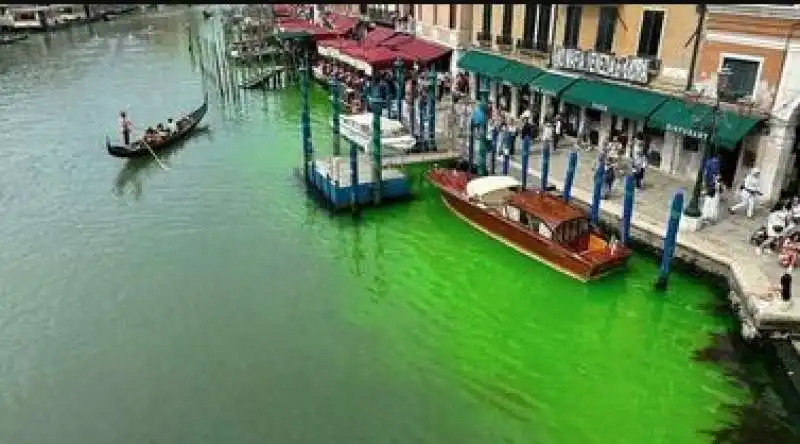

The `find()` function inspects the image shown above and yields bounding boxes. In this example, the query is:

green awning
[530,72,578,97]
[457,50,510,79]
[646,99,763,149]
[561,80,669,121]
[498,60,543,86]
[704,110,763,149]
[647,99,713,140]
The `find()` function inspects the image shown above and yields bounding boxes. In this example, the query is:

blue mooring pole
[330,74,341,156]
[349,140,359,211]
[409,70,417,137]
[501,131,511,176]
[655,189,685,291]
[467,124,475,176]
[490,127,499,175]
[476,77,489,176]
[621,174,635,245]
[563,150,578,202]
[394,58,404,122]
[371,93,383,205]
[540,143,551,192]
[521,135,531,189]
[300,40,312,183]
[418,86,426,150]
[590,156,606,226]
[427,67,437,151]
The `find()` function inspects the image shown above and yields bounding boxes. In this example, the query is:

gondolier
[119,111,133,145]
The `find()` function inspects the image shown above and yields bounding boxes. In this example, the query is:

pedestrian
[703,154,720,196]
[541,116,554,153]
[553,112,564,150]
[603,161,616,199]
[507,116,518,156]
[119,111,133,146]
[701,175,725,224]
[729,168,762,219]
[632,137,647,189]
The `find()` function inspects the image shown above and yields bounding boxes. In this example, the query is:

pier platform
[496,138,800,339]
[308,155,411,211]
[240,66,286,89]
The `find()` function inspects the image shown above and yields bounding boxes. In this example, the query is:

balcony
[495,35,513,53]
[411,20,471,48]
[516,38,551,59]
[707,4,800,19]
[475,31,492,49]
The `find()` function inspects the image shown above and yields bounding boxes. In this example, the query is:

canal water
[0,8,797,444]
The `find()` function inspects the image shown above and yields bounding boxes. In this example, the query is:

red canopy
[326,13,357,33]
[379,34,451,65]
[271,4,293,17]
[337,45,402,75]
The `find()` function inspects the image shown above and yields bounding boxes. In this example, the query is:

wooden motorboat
[106,93,208,158]
[427,169,631,282]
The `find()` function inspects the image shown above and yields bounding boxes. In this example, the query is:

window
[449,5,456,29]
[536,4,552,51]
[637,9,664,58]
[482,4,492,36]
[563,5,581,48]
[595,6,616,53]
[501,4,513,38]
[522,4,536,45]
[433,5,438,26]
[720,56,760,100]
[359,4,367,15]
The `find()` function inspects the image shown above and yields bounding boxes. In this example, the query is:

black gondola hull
[107,94,208,159]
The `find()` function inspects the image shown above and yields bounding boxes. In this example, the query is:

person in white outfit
[541,117,554,152]
[701,175,725,224]
[729,168,761,219]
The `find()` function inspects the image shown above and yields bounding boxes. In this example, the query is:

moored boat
[106,93,208,159]
[336,112,418,155]
[427,169,631,282]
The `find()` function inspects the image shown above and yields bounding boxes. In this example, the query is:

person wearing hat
[729,167,762,219]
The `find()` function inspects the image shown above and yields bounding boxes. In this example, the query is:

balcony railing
[409,20,470,48]
[707,4,800,19]
[475,31,492,49]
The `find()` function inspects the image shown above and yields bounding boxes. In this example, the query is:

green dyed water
[0,8,795,444]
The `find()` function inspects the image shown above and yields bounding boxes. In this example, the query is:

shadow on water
[693,296,800,443]
[112,125,212,199]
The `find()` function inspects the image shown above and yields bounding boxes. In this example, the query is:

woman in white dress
[702,175,725,223]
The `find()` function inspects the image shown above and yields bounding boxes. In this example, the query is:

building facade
[695,4,800,200]
[411,5,473,75]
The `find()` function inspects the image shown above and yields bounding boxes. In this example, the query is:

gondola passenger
[167,118,177,134]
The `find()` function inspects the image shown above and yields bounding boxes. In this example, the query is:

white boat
[5,6,55,31]
[336,112,418,155]
[51,4,88,25]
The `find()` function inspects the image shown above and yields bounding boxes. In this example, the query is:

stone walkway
[494,138,800,332]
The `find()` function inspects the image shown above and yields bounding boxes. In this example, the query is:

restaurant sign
[552,47,652,85]
[665,123,709,141]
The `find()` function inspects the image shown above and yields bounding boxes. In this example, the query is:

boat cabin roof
[465,175,520,199]
[509,192,587,229]
[343,113,405,133]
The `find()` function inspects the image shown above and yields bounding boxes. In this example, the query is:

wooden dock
[380,150,462,168]
[307,155,412,211]
[240,66,287,90]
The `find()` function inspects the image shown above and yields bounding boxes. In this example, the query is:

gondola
[106,93,208,159]
[0,34,29,45]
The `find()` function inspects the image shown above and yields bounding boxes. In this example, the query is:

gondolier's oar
[142,140,171,171]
